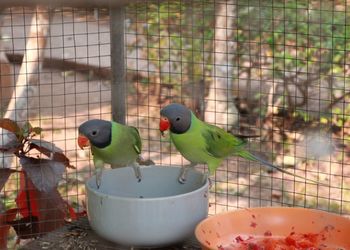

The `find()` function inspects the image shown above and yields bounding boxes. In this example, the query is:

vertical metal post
[110,7,126,124]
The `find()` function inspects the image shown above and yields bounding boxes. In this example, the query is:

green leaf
[32,127,42,135]
[21,122,33,138]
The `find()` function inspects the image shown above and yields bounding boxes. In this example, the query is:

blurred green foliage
[237,0,349,74]
[126,0,350,120]
[127,0,215,86]
[125,5,350,213]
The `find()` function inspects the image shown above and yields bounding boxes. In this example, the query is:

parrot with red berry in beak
[78,119,142,187]
[159,103,318,184]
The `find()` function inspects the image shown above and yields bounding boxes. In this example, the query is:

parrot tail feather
[237,150,322,185]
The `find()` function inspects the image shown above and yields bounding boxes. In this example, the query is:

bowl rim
[195,206,350,248]
[85,165,209,202]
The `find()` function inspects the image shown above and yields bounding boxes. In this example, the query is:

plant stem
[23,171,32,218]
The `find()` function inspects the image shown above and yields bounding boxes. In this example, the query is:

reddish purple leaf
[29,139,75,169]
[29,139,62,154]
[20,156,65,193]
[36,188,66,233]
[0,138,21,154]
[0,119,20,135]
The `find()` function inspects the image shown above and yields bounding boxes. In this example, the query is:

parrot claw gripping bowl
[86,165,209,247]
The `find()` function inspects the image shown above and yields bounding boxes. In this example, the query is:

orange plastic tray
[195,207,350,250]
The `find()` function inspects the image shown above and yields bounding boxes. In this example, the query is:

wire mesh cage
[0,0,349,248]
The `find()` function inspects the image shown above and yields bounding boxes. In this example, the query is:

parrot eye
[91,130,98,136]
[176,117,181,121]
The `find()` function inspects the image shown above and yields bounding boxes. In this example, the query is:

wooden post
[204,0,238,131]
[110,7,126,124]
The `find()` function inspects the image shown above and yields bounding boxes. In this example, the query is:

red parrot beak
[159,117,170,136]
[78,134,90,149]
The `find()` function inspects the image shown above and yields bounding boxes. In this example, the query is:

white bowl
[85,165,209,247]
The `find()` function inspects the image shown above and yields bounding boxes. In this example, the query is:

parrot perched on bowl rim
[78,119,142,187]
[159,103,319,185]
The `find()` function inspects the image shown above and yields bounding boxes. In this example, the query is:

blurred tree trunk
[0,55,14,112]
[181,1,205,119]
[0,6,51,168]
[205,0,238,130]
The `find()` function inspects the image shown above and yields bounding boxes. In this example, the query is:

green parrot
[78,119,142,187]
[159,103,318,184]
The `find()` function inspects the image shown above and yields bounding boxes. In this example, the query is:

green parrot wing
[202,124,246,159]
[129,126,142,155]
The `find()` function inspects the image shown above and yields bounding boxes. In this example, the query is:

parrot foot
[178,167,189,184]
[201,172,213,189]
[95,168,103,189]
[178,163,197,184]
[208,177,213,189]
[201,172,212,187]
[132,164,142,183]
[178,176,186,184]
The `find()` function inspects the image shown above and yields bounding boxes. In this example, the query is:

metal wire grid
[126,0,350,215]
[0,7,113,241]
[0,0,348,247]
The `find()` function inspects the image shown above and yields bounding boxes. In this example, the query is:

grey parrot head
[78,119,112,148]
[160,103,192,134]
